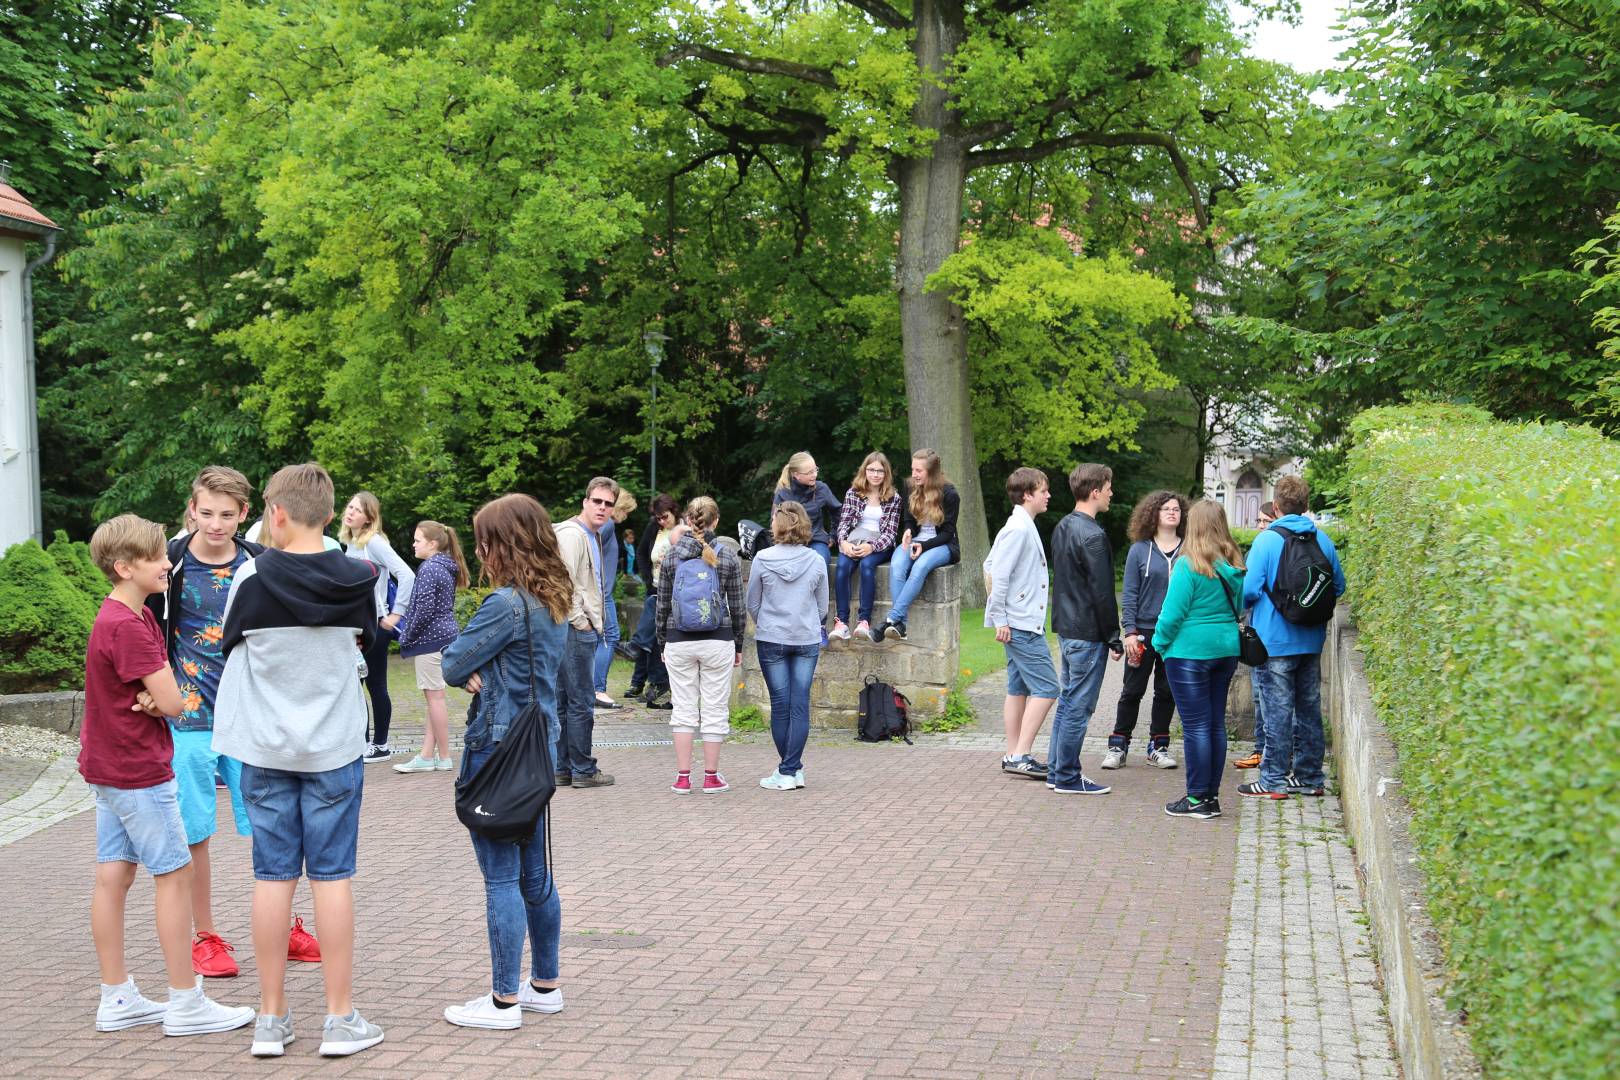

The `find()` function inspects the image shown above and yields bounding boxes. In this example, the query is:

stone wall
[738,561,961,728]
[0,691,83,735]
[1323,607,1481,1080]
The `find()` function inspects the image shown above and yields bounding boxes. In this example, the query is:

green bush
[728,703,767,732]
[453,586,491,628]
[0,540,101,692]
[48,529,109,608]
[1346,405,1620,1079]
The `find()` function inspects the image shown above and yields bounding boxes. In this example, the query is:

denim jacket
[441,587,565,751]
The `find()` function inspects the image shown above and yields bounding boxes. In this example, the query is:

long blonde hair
[416,520,470,588]
[775,451,816,492]
[1181,500,1244,578]
[338,490,383,548]
[684,495,721,567]
[907,449,947,525]
[850,451,896,502]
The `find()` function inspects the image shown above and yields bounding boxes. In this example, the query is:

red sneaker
[288,917,322,963]
[671,772,692,794]
[702,772,729,794]
[192,931,239,978]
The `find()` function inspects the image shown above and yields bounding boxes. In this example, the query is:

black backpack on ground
[1265,525,1337,626]
[455,598,558,869]
[857,675,912,744]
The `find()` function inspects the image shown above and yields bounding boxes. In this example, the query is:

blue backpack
[671,554,727,632]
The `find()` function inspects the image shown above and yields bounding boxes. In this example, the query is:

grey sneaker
[1100,746,1126,770]
[319,1009,384,1056]
[1002,755,1048,779]
[162,978,254,1036]
[573,771,616,788]
[96,982,166,1032]
[250,1012,296,1057]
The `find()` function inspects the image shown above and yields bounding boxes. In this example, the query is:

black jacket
[145,533,266,658]
[899,482,961,565]
[1050,511,1120,648]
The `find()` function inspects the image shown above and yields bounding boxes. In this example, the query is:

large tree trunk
[896,0,990,607]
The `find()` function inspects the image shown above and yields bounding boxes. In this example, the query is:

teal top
[1151,559,1243,661]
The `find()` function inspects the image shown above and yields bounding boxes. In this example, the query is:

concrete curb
[0,691,83,735]
[1324,607,1482,1080]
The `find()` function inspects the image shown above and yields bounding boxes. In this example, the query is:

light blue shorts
[172,729,251,846]
[1004,628,1060,699]
[93,779,192,876]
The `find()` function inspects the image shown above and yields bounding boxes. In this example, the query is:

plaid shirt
[835,489,902,551]
[655,531,746,650]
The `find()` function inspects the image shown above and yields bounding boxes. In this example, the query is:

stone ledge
[0,691,84,735]
[1324,607,1481,1080]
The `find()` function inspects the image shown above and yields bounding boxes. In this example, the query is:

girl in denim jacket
[440,494,572,1032]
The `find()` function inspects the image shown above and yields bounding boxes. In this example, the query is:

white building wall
[0,235,36,549]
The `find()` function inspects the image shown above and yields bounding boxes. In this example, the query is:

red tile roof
[0,182,60,231]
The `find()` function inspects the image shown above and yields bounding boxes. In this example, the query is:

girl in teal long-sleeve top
[1153,501,1245,820]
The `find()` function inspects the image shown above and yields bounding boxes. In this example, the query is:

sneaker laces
[194,932,234,960]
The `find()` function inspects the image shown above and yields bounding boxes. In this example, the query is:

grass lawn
[957,606,1006,688]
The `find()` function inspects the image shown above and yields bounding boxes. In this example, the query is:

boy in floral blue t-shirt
[145,466,320,977]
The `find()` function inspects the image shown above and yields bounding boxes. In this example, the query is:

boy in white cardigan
[984,467,1056,780]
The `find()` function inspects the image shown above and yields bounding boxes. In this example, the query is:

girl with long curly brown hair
[1106,490,1188,771]
[440,494,572,1030]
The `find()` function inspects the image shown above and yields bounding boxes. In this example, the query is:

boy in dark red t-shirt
[80,514,252,1038]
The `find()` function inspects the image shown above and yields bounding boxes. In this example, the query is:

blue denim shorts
[241,760,363,882]
[1004,628,1060,698]
[172,729,251,846]
[93,778,192,876]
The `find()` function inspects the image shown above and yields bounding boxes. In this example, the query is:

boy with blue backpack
[1238,475,1346,799]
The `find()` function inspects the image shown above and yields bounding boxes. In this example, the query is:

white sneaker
[162,977,254,1036]
[1147,746,1179,769]
[793,769,806,789]
[392,754,436,773]
[828,621,852,641]
[759,771,798,790]
[96,981,166,1031]
[853,621,873,640]
[445,993,522,1030]
[518,983,565,1014]
[250,1012,295,1057]
[1100,746,1126,770]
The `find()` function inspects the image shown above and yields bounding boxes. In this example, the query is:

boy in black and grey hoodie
[211,463,385,1060]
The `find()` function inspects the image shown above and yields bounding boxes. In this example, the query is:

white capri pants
[664,639,736,740]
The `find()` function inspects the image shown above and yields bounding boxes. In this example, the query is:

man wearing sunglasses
[552,477,622,788]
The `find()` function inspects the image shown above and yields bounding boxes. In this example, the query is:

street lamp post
[642,329,668,496]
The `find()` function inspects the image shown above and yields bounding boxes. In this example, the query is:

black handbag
[454,597,558,848]
[1220,575,1270,668]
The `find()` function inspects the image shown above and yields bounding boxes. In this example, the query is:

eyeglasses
[587,497,615,508]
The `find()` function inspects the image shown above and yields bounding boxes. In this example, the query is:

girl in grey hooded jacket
[746,503,829,790]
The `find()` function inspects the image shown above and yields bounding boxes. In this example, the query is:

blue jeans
[1250,665,1267,758]
[808,540,831,563]
[92,778,191,876]
[240,759,364,881]
[887,544,952,622]
[463,744,561,998]
[1257,653,1325,791]
[593,594,620,695]
[1166,656,1238,800]
[629,599,668,690]
[756,640,820,775]
[834,549,889,624]
[1048,638,1109,789]
[554,626,600,777]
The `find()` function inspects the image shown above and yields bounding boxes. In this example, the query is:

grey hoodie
[746,543,829,646]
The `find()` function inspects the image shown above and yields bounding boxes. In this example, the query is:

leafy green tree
[1231,0,1620,431]
[654,0,1290,598]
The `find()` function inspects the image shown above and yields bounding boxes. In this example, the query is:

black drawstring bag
[1220,575,1270,668]
[455,598,557,850]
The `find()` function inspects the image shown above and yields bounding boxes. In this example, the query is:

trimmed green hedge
[1346,405,1620,1080]
[0,539,101,693]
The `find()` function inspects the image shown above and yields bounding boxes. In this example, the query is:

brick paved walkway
[0,738,1234,1078]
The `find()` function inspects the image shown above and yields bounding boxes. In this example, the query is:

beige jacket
[554,519,606,633]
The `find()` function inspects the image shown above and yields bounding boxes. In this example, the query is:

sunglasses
[587,496,615,508]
